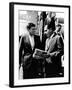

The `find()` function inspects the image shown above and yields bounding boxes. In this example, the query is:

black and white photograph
[9,2,70,87]
[19,11,64,79]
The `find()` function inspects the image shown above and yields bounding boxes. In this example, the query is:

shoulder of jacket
[21,34,28,39]
[55,34,61,40]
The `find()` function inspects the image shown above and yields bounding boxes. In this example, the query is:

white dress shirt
[29,35,35,50]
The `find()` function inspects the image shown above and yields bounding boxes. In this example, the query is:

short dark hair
[27,23,35,30]
[56,24,62,28]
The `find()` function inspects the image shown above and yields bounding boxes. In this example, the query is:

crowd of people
[19,12,64,79]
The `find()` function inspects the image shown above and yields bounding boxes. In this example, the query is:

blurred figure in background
[44,12,56,32]
[55,24,64,41]
[55,24,64,74]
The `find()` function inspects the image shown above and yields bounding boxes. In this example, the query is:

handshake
[33,49,50,59]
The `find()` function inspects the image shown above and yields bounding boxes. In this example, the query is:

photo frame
[9,2,70,87]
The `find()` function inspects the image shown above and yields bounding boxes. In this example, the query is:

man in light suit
[44,27,64,77]
[19,23,41,79]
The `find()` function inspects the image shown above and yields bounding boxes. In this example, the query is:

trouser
[45,62,59,77]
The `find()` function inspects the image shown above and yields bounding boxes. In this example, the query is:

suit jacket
[45,34,64,73]
[19,34,41,69]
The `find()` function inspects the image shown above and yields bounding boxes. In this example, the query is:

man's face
[29,26,36,36]
[46,29,53,38]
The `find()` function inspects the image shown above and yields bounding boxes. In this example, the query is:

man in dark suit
[19,23,41,79]
[44,27,64,77]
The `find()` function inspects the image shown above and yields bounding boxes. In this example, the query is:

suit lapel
[33,36,36,49]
